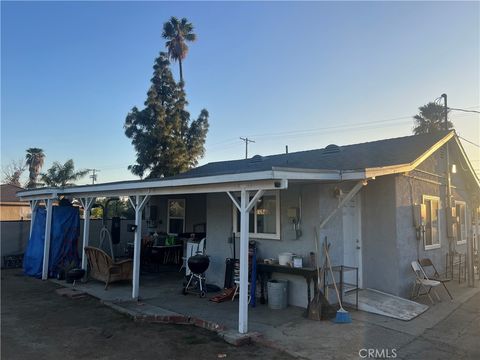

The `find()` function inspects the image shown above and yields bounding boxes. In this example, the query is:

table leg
[260,273,266,304]
[306,277,312,303]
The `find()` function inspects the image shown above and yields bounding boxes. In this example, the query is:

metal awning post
[42,198,53,280]
[238,189,249,334]
[29,200,39,238]
[130,195,150,300]
[231,188,264,334]
[79,197,96,271]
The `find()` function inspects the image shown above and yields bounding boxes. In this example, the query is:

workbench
[256,263,318,306]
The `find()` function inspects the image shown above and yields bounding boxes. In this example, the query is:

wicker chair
[84,246,133,290]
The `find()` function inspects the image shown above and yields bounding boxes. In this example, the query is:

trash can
[267,279,288,309]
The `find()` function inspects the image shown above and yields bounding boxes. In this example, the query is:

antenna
[239,137,255,159]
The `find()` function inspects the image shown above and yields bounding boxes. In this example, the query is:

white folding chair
[411,261,441,304]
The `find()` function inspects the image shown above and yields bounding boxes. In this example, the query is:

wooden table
[256,263,318,306]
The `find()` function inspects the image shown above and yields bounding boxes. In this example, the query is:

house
[17,130,480,334]
[1,184,31,221]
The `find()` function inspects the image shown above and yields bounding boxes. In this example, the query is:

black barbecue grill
[183,253,210,297]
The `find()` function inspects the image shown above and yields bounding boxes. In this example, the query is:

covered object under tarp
[23,206,80,278]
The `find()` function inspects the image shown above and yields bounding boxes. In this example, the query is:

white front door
[342,194,363,289]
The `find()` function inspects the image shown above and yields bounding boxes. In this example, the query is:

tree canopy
[124,52,209,179]
[25,148,45,188]
[40,159,88,187]
[162,16,196,83]
[1,159,26,187]
[413,102,453,135]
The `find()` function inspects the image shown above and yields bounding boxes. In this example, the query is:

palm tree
[162,16,196,83]
[413,102,453,135]
[40,159,89,187]
[25,148,45,188]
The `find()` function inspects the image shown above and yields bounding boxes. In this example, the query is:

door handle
[356,246,361,250]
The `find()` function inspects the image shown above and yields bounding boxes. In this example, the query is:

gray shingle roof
[179,131,450,178]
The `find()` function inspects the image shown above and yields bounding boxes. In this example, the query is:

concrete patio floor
[54,270,480,360]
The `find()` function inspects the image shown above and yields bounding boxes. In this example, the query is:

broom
[306,229,332,320]
[324,242,352,324]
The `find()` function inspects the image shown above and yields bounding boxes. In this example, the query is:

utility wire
[448,107,480,114]
[459,136,480,148]
[248,115,413,138]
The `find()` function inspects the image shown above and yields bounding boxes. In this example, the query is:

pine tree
[124,52,209,179]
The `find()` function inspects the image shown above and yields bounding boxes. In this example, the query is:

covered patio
[18,168,353,334]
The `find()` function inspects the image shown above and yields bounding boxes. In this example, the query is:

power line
[459,136,480,148]
[248,115,413,139]
[448,107,480,114]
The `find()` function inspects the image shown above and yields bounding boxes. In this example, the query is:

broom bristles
[335,308,352,323]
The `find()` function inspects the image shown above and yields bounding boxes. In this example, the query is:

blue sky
[2,1,479,184]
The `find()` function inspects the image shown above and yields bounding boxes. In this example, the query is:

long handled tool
[307,228,331,320]
[324,242,352,324]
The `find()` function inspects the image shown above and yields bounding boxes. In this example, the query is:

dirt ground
[1,269,293,360]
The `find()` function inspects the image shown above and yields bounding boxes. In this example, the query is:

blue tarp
[23,206,81,278]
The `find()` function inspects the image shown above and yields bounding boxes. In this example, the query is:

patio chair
[418,258,453,300]
[411,261,441,304]
[84,246,133,290]
[180,238,206,272]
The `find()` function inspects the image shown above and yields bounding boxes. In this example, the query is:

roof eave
[16,171,292,201]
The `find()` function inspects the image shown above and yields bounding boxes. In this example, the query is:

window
[232,191,280,239]
[167,199,185,234]
[423,196,441,250]
[456,201,467,244]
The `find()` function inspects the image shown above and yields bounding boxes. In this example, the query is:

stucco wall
[394,143,471,297]
[204,183,351,308]
[394,175,446,297]
[362,176,399,295]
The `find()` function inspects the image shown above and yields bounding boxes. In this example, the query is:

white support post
[81,197,96,271]
[227,192,241,211]
[131,195,150,300]
[42,198,53,280]
[29,200,39,239]
[227,188,265,334]
[238,188,250,334]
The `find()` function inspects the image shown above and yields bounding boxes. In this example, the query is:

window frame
[422,195,441,250]
[167,199,186,235]
[232,190,281,240]
[455,200,467,245]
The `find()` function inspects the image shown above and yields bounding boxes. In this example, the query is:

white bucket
[278,252,293,266]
